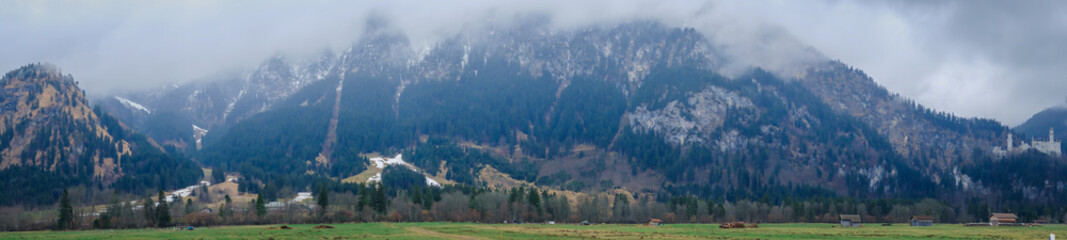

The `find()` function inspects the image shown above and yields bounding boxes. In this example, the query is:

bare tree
[433,192,471,222]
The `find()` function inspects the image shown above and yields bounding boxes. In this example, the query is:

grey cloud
[1,1,372,93]
[688,0,1067,125]
[0,0,1063,125]
[930,1,1067,124]
[760,0,1067,125]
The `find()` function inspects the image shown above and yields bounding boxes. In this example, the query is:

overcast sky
[1,0,1064,126]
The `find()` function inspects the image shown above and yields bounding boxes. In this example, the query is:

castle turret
[1050,127,1056,142]
[1008,132,1013,150]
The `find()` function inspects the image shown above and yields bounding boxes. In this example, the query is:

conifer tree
[317,185,329,217]
[142,197,156,227]
[528,188,542,213]
[371,184,387,214]
[212,169,225,184]
[219,195,232,219]
[255,193,266,217]
[57,189,73,230]
[155,190,171,227]
[357,184,369,211]
[184,198,195,214]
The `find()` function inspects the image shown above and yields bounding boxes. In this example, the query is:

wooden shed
[910,215,934,226]
[989,213,1017,226]
[648,218,663,226]
[839,214,861,227]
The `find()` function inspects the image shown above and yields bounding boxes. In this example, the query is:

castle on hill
[993,128,1061,157]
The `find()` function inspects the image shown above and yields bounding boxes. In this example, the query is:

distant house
[648,219,663,226]
[265,201,286,210]
[989,213,1017,226]
[910,216,934,226]
[840,214,862,227]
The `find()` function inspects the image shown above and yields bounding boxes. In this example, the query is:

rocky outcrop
[628,86,755,146]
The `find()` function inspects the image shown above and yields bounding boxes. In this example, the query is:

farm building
[839,214,861,227]
[648,219,662,226]
[989,213,1017,226]
[910,215,934,226]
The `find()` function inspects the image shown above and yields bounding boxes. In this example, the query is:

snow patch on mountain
[192,125,209,150]
[425,177,441,187]
[192,125,208,135]
[164,180,211,203]
[369,154,412,169]
[113,96,151,114]
[368,172,382,183]
[221,88,246,121]
[366,154,441,187]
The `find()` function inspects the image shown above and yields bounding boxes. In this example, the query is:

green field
[1,223,1064,239]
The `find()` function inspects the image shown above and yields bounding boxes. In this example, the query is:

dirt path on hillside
[406,226,486,240]
[318,78,344,165]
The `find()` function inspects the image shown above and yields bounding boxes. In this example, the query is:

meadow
[1,222,1064,239]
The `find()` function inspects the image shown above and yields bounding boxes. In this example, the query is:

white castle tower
[1008,132,1013,150]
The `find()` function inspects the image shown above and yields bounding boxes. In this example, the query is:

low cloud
[740,0,1067,125]
[1,0,1063,125]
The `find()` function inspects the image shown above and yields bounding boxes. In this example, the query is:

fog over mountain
[1,0,1065,125]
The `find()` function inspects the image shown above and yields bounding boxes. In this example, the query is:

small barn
[989,213,1017,226]
[648,218,663,226]
[840,214,862,227]
[910,215,934,226]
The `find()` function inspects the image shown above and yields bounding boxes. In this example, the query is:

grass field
[2,222,1064,239]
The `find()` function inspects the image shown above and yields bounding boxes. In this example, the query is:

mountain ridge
[87,20,1062,211]
[189,21,981,199]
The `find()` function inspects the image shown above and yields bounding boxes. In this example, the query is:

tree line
[7,179,1067,232]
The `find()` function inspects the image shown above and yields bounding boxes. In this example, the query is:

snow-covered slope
[113,96,151,114]
[364,154,441,187]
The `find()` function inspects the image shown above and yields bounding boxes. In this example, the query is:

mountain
[0,63,202,206]
[185,20,993,200]
[96,18,1064,211]
[96,52,338,153]
[797,63,1009,177]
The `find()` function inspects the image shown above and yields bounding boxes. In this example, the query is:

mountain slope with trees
[0,64,202,206]
[195,20,1019,204]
